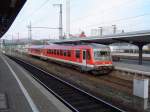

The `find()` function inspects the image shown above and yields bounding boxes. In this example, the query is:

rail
[8,55,124,112]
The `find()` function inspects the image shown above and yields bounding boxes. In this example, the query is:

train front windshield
[94,50,111,61]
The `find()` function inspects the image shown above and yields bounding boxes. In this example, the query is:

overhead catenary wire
[6,0,150,39]
[33,0,136,26]
[71,0,139,23]
[18,0,51,24]
[6,0,52,39]
[83,13,150,28]
[28,0,51,17]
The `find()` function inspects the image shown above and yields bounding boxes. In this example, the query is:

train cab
[92,48,113,74]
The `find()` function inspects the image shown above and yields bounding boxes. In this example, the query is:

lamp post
[27,21,32,46]
[112,25,116,34]
[98,27,103,37]
[53,4,63,40]
[11,33,13,55]
[66,0,70,38]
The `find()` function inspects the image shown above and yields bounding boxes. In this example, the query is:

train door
[82,50,87,67]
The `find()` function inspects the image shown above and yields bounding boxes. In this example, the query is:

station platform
[112,53,150,58]
[114,62,150,75]
[0,53,71,112]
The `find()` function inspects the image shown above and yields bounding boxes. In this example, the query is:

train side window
[83,51,86,60]
[64,50,68,56]
[37,49,40,53]
[57,50,59,55]
[87,50,91,60]
[67,50,71,57]
[64,50,67,56]
[60,50,63,56]
[51,50,53,54]
[66,50,68,56]
[47,49,51,54]
[54,50,56,55]
[76,50,80,58]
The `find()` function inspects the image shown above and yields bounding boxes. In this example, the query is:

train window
[51,50,53,54]
[35,49,38,52]
[57,50,59,55]
[86,50,91,60]
[100,51,108,55]
[83,51,86,59]
[76,50,80,58]
[60,50,63,56]
[36,49,40,53]
[47,49,51,54]
[64,50,67,56]
[67,50,71,57]
[54,50,56,55]
[94,50,111,60]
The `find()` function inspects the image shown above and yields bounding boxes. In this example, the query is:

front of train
[92,47,113,74]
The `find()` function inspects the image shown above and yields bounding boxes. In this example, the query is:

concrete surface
[114,62,150,76]
[0,53,72,112]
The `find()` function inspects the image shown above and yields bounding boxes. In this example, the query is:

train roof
[29,43,109,49]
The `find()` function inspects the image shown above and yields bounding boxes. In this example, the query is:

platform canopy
[54,30,150,65]
[0,0,26,38]
[54,30,150,46]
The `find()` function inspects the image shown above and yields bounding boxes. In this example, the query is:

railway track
[8,55,124,112]
[99,76,132,89]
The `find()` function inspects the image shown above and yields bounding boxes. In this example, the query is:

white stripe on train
[29,53,112,68]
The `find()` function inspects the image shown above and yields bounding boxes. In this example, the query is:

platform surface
[114,62,150,75]
[0,53,71,112]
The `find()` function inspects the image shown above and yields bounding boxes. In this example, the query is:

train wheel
[91,70,110,76]
[79,69,85,73]
[91,71,101,76]
[77,66,85,73]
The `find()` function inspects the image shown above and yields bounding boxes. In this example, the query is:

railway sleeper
[53,90,76,96]
[83,107,114,112]
[63,95,87,101]
[58,90,79,95]
[77,104,104,111]
[71,100,98,107]
[59,92,85,98]
[58,93,85,99]
[47,80,67,85]
[50,87,72,92]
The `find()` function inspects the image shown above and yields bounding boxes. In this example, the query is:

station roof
[54,30,150,46]
[0,0,26,38]
[29,43,109,50]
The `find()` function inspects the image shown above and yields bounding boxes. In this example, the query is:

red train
[28,43,113,74]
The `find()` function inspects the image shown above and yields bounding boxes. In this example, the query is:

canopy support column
[138,44,144,65]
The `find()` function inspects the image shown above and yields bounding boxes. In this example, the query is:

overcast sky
[3,0,150,40]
